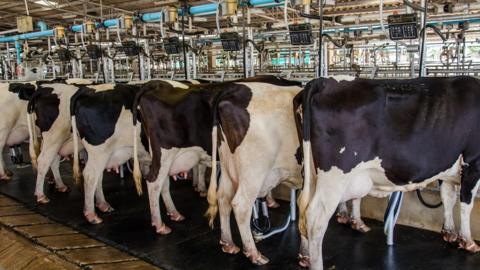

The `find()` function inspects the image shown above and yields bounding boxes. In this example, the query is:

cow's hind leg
[218,172,240,254]
[51,155,68,193]
[95,174,114,213]
[34,143,64,203]
[232,170,269,265]
[0,129,11,180]
[459,162,480,253]
[147,154,174,235]
[440,181,458,243]
[83,154,108,224]
[307,172,348,270]
[350,198,370,233]
[196,164,207,197]
[162,178,185,222]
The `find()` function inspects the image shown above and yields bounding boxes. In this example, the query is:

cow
[131,76,302,262]
[0,82,35,180]
[296,76,480,269]
[70,82,189,224]
[0,79,72,181]
[205,78,303,265]
[26,79,93,203]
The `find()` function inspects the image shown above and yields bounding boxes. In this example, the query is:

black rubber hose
[416,189,443,209]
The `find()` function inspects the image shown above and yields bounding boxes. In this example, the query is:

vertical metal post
[242,5,247,78]
[181,0,188,80]
[317,0,324,78]
[418,0,427,77]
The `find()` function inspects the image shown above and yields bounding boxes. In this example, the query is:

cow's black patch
[9,83,36,100]
[32,87,60,132]
[217,85,252,153]
[73,84,141,146]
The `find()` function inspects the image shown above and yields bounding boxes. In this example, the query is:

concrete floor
[1,150,480,270]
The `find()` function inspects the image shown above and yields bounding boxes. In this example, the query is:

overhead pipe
[37,21,48,32]
[0,29,55,43]
[141,12,163,22]
[177,0,281,16]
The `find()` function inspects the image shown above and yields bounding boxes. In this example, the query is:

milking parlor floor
[1,150,480,270]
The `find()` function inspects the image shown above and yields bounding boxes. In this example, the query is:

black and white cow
[71,82,189,224]
[296,76,480,269]
[206,78,303,265]
[27,79,93,203]
[0,82,36,180]
[132,76,300,261]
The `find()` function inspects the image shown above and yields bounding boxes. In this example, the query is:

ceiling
[0,1,479,36]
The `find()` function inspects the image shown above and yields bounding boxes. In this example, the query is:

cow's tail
[71,115,82,186]
[27,93,41,170]
[205,91,224,228]
[132,122,143,196]
[70,88,86,186]
[298,82,315,237]
[132,87,148,196]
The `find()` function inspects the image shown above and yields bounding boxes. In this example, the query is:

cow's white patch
[127,80,148,85]
[46,83,78,96]
[90,84,116,92]
[339,147,346,154]
[328,75,356,82]
[65,78,93,85]
[164,80,189,89]
[354,151,358,156]
[317,155,463,198]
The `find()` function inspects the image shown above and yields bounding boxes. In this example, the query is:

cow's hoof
[459,238,480,253]
[96,203,114,213]
[56,185,69,193]
[351,220,371,233]
[167,212,185,222]
[199,191,207,198]
[244,251,269,265]
[220,240,240,254]
[36,195,50,204]
[298,254,310,268]
[267,200,280,209]
[153,223,172,235]
[441,228,458,243]
[0,173,11,181]
[85,212,103,224]
[336,212,350,224]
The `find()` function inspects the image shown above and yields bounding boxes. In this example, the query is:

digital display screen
[220,32,241,51]
[289,23,313,45]
[388,14,418,40]
[164,37,182,55]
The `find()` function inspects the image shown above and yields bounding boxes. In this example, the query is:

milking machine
[252,189,297,242]
[384,191,404,246]
[9,145,26,166]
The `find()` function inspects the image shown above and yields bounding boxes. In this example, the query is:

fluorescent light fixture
[34,0,58,7]
[62,14,78,19]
